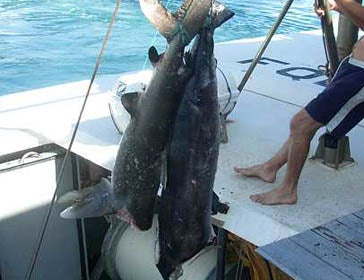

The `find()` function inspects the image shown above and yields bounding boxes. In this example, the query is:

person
[234,0,364,205]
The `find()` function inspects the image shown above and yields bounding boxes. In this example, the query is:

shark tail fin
[211,1,235,29]
[139,0,212,44]
[58,178,114,219]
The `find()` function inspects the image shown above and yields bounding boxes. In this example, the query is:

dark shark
[156,2,234,279]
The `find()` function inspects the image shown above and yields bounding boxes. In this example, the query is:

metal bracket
[215,228,228,280]
[311,133,355,169]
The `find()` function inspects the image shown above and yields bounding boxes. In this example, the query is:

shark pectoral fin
[121,91,140,117]
[184,35,200,64]
[59,178,114,219]
[211,191,229,215]
[57,188,93,204]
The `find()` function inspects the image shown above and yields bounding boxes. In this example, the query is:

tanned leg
[233,139,289,183]
[250,109,323,205]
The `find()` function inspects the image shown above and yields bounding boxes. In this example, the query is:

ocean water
[0,0,320,95]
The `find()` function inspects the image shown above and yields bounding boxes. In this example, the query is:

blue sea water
[0,0,321,95]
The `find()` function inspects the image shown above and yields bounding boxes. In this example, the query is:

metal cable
[217,66,233,116]
[24,1,122,279]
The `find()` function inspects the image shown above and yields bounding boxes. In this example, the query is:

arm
[332,0,364,29]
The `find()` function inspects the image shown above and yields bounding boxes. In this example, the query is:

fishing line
[25,1,122,279]
[142,0,173,69]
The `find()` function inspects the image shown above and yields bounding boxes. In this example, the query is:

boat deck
[257,209,364,279]
[1,30,364,247]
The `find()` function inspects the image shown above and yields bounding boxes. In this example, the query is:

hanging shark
[59,0,213,231]
[156,2,234,279]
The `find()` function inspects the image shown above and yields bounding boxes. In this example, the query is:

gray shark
[59,0,213,231]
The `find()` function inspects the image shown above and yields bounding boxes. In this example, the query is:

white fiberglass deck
[1,30,364,247]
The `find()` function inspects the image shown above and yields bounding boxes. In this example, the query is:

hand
[314,0,340,17]
[327,0,339,11]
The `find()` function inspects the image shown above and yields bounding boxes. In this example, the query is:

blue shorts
[305,56,364,139]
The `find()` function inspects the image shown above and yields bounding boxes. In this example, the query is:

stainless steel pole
[238,0,295,92]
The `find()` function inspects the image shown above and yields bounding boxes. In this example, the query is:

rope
[24,1,122,279]
[177,22,192,45]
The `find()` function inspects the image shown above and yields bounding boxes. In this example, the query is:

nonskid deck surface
[257,208,364,280]
[1,31,364,246]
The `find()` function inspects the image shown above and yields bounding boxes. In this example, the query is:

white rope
[25,1,122,279]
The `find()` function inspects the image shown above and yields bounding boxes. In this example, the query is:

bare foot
[249,186,297,205]
[233,164,276,183]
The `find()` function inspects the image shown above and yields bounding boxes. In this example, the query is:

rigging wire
[24,1,122,279]
[142,29,160,70]
[217,66,233,116]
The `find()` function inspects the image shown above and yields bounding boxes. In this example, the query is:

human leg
[250,57,364,205]
[250,109,323,205]
[233,138,289,183]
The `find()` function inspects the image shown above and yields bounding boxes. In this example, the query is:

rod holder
[311,133,355,169]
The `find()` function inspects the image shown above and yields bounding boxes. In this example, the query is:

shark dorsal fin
[148,46,162,66]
